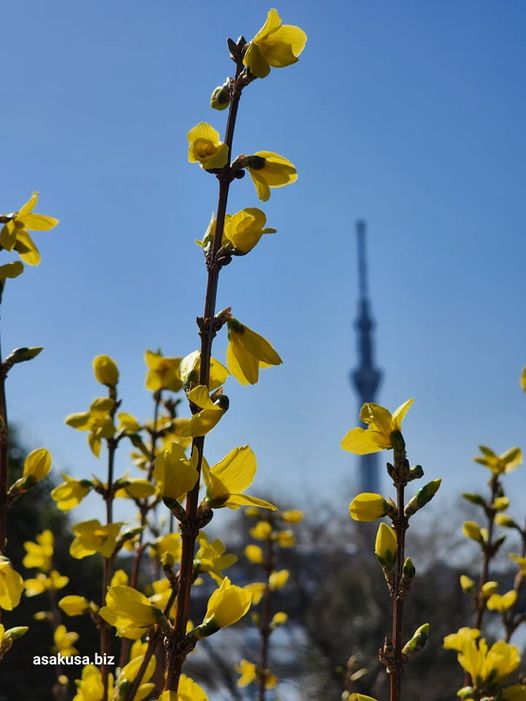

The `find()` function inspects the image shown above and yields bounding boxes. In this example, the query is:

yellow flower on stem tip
[114,477,156,499]
[275,530,295,547]
[54,624,79,656]
[156,676,208,701]
[243,8,307,79]
[25,570,69,597]
[510,553,526,575]
[223,208,276,254]
[99,585,162,640]
[458,638,520,684]
[0,557,24,610]
[153,442,198,502]
[460,575,476,593]
[245,582,266,605]
[23,529,54,570]
[443,627,480,652]
[202,446,277,511]
[0,624,28,654]
[242,152,297,202]
[235,659,277,689]
[481,581,499,598]
[341,399,414,455]
[487,591,518,613]
[281,509,304,523]
[20,447,52,488]
[226,318,282,385]
[59,595,90,617]
[349,493,391,522]
[69,519,123,560]
[187,122,228,169]
[0,192,59,272]
[51,474,92,511]
[179,350,229,391]
[375,522,397,569]
[474,445,522,475]
[145,350,182,392]
[269,569,289,591]
[194,533,237,582]
[245,544,264,564]
[73,665,114,701]
[196,577,251,635]
[65,398,115,457]
[183,384,228,438]
[117,654,156,699]
[250,521,273,540]
[93,354,119,387]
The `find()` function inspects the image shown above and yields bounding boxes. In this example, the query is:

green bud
[402,623,429,657]
[405,479,442,517]
[3,347,43,372]
[462,492,486,508]
[402,557,416,580]
[210,83,231,111]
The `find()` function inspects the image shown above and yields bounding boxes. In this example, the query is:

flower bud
[93,354,119,387]
[463,521,483,542]
[349,493,392,522]
[374,523,397,569]
[481,581,498,597]
[210,83,231,111]
[404,479,441,517]
[402,623,429,657]
[460,575,475,593]
[495,513,517,528]
[58,595,90,617]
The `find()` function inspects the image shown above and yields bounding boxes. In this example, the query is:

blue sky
[2,1,526,521]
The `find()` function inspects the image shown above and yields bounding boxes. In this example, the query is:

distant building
[351,220,383,493]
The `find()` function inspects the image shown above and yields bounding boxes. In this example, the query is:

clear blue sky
[2,1,526,519]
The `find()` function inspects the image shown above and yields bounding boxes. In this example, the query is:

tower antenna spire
[351,220,383,493]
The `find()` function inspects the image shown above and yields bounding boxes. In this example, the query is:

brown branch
[258,521,275,701]
[389,476,408,701]
[164,47,246,694]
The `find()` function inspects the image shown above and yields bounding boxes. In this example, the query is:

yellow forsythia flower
[0,192,59,278]
[271,611,288,627]
[460,574,475,593]
[510,553,526,575]
[474,445,522,475]
[25,570,68,596]
[51,474,92,511]
[281,509,304,523]
[145,350,182,392]
[245,544,264,564]
[59,595,90,616]
[275,530,295,547]
[243,8,307,79]
[93,354,119,387]
[183,385,227,438]
[458,638,520,683]
[250,521,273,540]
[156,675,208,700]
[73,665,114,701]
[481,581,499,597]
[244,582,266,605]
[269,569,289,591]
[341,399,414,455]
[187,122,228,169]
[54,624,79,656]
[69,520,123,559]
[117,654,155,698]
[23,529,54,570]
[521,368,526,391]
[226,318,282,385]
[22,447,52,484]
[487,591,518,612]
[245,152,298,202]
[0,557,24,610]
[235,658,277,689]
[463,521,483,542]
[111,569,129,586]
[194,533,237,582]
[223,208,276,254]
[99,585,162,639]
[179,350,229,391]
[375,522,397,569]
[114,477,156,499]
[349,493,389,522]
[443,626,480,652]
[199,577,251,632]
[202,446,276,510]
[153,442,198,502]
[349,695,378,701]
[65,398,115,457]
